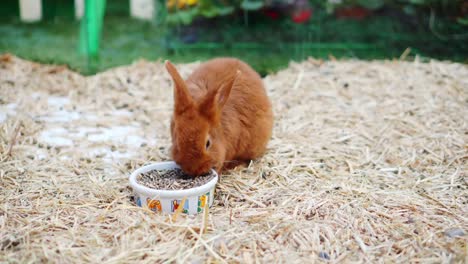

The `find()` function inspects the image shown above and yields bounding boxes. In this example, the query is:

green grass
[0,8,466,76]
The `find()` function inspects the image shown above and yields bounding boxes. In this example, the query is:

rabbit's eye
[205,139,211,150]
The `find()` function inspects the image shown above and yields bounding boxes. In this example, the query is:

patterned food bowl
[129,161,218,215]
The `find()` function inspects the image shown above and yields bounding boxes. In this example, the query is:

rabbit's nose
[193,166,212,177]
[179,165,206,177]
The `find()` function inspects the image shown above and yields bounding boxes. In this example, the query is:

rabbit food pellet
[136,168,215,190]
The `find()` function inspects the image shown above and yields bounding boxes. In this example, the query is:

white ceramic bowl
[129,161,218,215]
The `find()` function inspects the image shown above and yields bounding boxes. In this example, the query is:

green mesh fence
[0,0,466,75]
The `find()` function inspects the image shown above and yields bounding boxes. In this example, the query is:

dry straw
[0,54,467,263]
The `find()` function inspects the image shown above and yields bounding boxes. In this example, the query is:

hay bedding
[0,53,467,263]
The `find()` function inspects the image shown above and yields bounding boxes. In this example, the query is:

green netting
[0,1,465,75]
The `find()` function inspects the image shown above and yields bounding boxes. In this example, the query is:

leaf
[241,0,264,11]
[402,5,416,15]
[457,17,468,26]
[200,7,218,18]
[166,14,179,24]
[167,8,198,25]
[178,11,195,24]
[217,6,235,16]
[325,3,335,14]
[357,0,384,10]
[409,0,426,5]
[198,0,214,10]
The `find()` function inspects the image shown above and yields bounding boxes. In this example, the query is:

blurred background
[1,0,467,75]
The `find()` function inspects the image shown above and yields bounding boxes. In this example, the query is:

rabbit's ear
[165,60,194,114]
[217,70,241,109]
[200,70,241,120]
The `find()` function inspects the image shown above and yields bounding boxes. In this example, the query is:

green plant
[324,0,385,13]
[324,0,467,27]
[164,0,273,25]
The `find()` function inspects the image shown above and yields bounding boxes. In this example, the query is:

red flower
[264,10,280,20]
[292,9,312,23]
[335,7,371,20]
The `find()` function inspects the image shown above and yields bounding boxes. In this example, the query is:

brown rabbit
[165,58,273,176]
